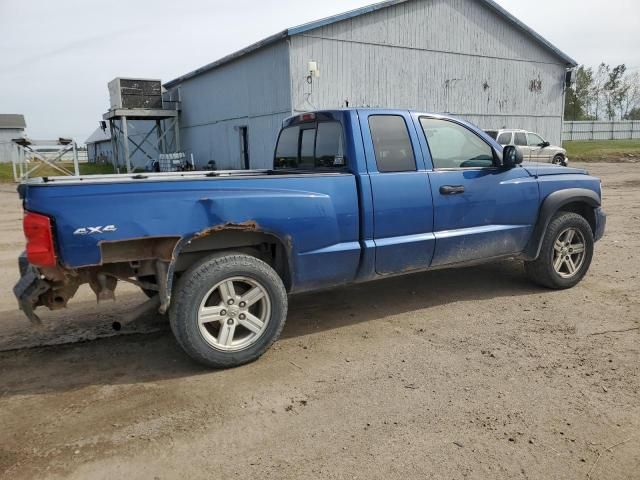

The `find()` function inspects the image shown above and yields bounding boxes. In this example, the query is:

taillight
[23,212,57,267]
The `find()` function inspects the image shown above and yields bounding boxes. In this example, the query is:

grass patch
[563,140,640,162]
[0,162,117,182]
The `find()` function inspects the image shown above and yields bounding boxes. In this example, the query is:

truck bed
[20,169,333,186]
[21,169,363,293]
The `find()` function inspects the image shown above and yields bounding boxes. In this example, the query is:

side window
[274,126,299,168]
[527,133,544,146]
[420,118,495,169]
[497,132,512,145]
[514,132,527,146]
[315,122,345,167]
[368,115,416,173]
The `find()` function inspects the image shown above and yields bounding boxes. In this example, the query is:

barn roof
[165,0,577,88]
[0,114,26,129]
[85,125,111,145]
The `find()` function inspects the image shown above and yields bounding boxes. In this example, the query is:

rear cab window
[274,121,345,170]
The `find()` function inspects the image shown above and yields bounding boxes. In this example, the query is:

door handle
[440,185,465,195]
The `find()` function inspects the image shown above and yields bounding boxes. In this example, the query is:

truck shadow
[283,260,537,340]
[0,260,544,398]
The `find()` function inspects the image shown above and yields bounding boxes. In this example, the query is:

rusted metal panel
[100,237,180,264]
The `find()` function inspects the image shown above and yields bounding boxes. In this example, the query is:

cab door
[414,116,539,267]
[359,110,435,275]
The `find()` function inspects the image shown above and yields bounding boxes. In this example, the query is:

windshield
[485,130,498,140]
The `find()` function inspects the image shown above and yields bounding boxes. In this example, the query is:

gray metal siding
[294,0,564,65]
[0,129,24,164]
[87,141,115,164]
[178,113,290,170]
[290,0,568,145]
[168,41,292,169]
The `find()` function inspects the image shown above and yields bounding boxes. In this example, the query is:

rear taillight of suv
[23,212,57,267]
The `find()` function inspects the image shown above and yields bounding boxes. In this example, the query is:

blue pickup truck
[14,109,606,368]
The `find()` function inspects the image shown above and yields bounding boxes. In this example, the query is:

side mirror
[502,145,523,168]
[540,141,551,148]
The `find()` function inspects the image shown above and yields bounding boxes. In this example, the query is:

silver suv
[485,129,568,166]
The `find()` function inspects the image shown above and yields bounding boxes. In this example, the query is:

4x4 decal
[73,225,118,235]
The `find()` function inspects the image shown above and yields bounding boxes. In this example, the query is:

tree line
[564,64,640,121]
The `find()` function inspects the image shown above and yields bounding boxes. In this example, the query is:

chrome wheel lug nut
[220,310,227,316]
[239,301,246,308]
[239,314,246,320]
[227,319,235,325]
[228,299,235,305]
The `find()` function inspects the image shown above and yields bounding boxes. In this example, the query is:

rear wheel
[169,253,287,368]
[525,212,594,289]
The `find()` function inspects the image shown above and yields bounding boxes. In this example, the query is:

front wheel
[170,253,288,368]
[525,212,594,289]
[553,154,566,166]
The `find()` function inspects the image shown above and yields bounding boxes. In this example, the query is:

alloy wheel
[197,276,271,352]
[552,228,586,279]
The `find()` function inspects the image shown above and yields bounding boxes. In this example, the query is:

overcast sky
[1,0,638,142]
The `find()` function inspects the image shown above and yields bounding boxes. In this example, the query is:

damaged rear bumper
[13,253,167,325]
[13,253,50,324]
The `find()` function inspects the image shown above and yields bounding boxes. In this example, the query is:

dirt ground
[0,163,638,480]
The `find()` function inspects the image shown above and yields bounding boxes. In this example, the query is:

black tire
[525,212,594,289]
[553,154,565,166]
[169,253,288,368]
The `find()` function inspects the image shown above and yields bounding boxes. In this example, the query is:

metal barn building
[85,126,114,164]
[165,0,576,170]
[86,122,156,168]
[0,114,26,163]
